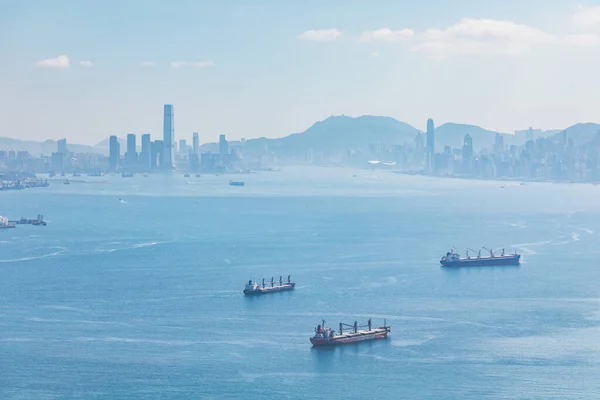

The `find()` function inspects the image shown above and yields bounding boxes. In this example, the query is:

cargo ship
[243,275,295,295]
[310,319,390,347]
[440,247,520,267]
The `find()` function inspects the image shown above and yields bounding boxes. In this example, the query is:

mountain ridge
[1,116,597,156]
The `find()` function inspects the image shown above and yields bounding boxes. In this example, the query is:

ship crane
[482,246,494,257]
[466,248,480,258]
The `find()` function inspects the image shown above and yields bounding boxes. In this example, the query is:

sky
[2,0,600,145]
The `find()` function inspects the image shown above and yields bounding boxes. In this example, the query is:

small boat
[121,172,134,178]
[196,174,201,178]
[243,276,295,295]
[440,247,520,267]
[63,179,70,185]
[310,319,390,347]
[230,180,244,187]
[184,173,190,178]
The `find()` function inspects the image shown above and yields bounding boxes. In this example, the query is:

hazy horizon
[3,0,600,145]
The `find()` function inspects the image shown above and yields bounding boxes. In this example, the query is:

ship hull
[441,255,520,267]
[310,329,390,347]
[243,283,295,295]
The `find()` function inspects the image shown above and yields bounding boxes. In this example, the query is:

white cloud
[35,55,69,69]
[360,28,414,42]
[79,60,94,68]
[140,61,157,67]
[297,29,342,42]
[170,61,215,68]
[573,5,600,26]
[563,34,600,46]
[409,18,599,58]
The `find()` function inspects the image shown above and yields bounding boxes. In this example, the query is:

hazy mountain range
[1,116,598,157]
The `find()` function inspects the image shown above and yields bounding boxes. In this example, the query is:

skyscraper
[151,140,163,170]
[109,135,120,170]
[57,139,68,155]
[179,139,187,154]
[140,133,151,171]
[462,134,473,161]
[125,133,137,167]
[494,133,504,153]
[426,118,435,155]
[163,104,175,169]
[193,132,199,155]
[219,134,228,156]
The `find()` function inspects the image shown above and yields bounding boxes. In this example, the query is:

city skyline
[3,1,600,144]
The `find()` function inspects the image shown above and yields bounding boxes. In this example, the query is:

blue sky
[2,0,600,145]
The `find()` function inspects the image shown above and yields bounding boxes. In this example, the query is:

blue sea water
[1,167,600,399]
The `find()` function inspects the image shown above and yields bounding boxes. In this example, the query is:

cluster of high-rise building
[363,119,600,182]
[106,104,238,173]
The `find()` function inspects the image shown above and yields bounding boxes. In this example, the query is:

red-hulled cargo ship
[243,275,295,295]
[310,319,390,347]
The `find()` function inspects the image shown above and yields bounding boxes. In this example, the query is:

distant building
[494,133,504,153]
[140,133,151,171]
[57,139,68,155]
[109,136,120,170]
[219,134,228,156]
[426,119,435,154]
[51,152,64,171]
[151,140,164,170]
[462,134,473,161]
[179,139,187,154]
[163,104,175,169]
[125,133,137,167]
[193,132,199,155]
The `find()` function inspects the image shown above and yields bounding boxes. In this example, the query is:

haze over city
[4,2,600,400]
[3,0,600,144]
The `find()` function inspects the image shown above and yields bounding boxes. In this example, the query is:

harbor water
[1,167,600,399]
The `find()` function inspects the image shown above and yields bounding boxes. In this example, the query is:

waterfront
[1,167,600,399]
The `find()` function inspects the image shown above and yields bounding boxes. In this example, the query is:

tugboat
[310,319,390,347]
[440,247,520,267]
[243,275,295,295]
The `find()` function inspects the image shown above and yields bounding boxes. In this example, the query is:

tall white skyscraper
[163,104,175,169]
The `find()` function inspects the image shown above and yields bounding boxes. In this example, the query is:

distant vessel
[14,215,46,226]
[243,276,295,295]
[0,216,16,229]
[63,179,70,185]
[121,172,134,178]
[440,247,520,267]
[230,180,245,187]
[196,174,201,178]
[310,319,390,347]
[184,173,190,178]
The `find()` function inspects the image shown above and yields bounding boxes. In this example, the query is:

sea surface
[1,167,600,399]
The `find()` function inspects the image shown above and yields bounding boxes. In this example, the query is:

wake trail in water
[0,250,66,263]
[509,240,552,255]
